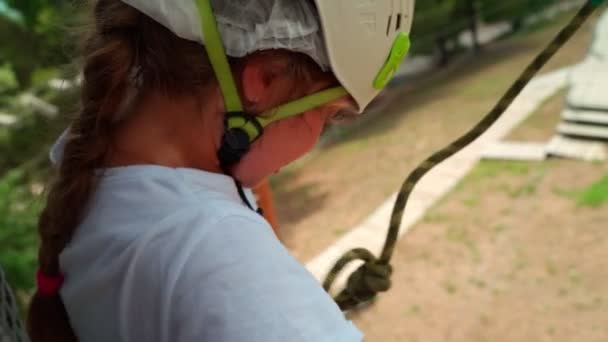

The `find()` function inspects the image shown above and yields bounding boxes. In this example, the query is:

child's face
[231,63,357,187]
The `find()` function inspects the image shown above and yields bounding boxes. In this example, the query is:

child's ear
[241,58,286,108]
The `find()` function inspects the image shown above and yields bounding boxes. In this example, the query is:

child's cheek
[230,111,327,188]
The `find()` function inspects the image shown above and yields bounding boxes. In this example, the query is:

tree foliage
[0,0,76,88]
[0,169,41,293]
[411,0,564,54]
[0,1,76,301]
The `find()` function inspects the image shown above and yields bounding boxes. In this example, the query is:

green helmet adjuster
[373,33,411,90]
[217,113,264,171]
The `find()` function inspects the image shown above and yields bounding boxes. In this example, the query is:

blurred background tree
[410,0,563,63]
[0,0,77,88]
[1,0,77,309]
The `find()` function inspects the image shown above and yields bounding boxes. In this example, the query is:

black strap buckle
[218,112,264,171]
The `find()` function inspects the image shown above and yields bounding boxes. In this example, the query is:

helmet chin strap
[195,0,348,172]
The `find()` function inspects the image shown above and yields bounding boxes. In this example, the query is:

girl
[27,0,414,341]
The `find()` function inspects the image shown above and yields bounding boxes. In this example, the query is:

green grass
[576,174,608,208]
[453,160,542,199]
[568,267,582,286]
[546,260,559,277]
[423,212,448,223]
[409,305,422,315]
[554,173,608,208]
[333,227,348,236]
[464,161,532,184]
[469,277,487,289]
[552,186,577,199]
[442,280,458,295]
[462,195,481,208]
[510,167,548,198]
[446,226,481,262]
[493,224,508,234]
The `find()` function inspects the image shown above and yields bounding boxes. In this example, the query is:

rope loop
[322,248,393,311]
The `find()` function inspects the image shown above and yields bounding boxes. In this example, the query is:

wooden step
[546,135,606,162]
[557,122,608,140]
[481,141,547,161]
[567,81,608,112]
[561,108,608,125]
[591,11,608,59]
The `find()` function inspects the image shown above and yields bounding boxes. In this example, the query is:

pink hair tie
[36,270,65,297]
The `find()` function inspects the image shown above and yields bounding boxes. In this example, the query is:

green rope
[323,1,604,312]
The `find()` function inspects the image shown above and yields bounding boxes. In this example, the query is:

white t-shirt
[58,165,363,342]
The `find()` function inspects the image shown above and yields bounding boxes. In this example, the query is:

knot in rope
[323,248,393,311]
[338,260,393,306]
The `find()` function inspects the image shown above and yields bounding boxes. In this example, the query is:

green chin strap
[226,86,350,141]
[195,0,348,138]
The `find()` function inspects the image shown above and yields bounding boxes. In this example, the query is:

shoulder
[129,203,273,275]
[128,205,275,285]
[167,211,284,283]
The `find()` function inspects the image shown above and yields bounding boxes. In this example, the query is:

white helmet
[121,0,415,114]
[315,0,415,110]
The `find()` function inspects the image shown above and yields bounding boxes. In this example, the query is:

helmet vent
[386,13,403,36]
[396,13,403,31]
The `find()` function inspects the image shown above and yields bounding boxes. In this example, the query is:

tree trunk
[436,35,450,67]
[467,0,481,53]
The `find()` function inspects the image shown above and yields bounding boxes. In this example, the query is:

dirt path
[272,10,599,263]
